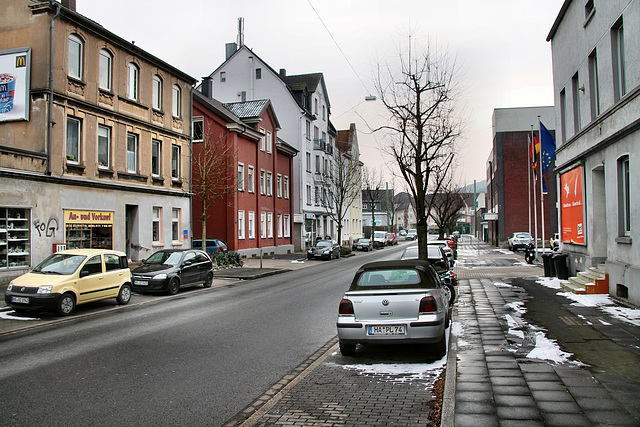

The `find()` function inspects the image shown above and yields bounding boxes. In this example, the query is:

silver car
[337,260,450,357]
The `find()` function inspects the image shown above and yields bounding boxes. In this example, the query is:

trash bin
[542,253,555,277]
[553,253,569,280]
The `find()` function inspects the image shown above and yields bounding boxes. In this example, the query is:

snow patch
[0,310,39,321]
[527,331,578,365]
[535,277,563,289]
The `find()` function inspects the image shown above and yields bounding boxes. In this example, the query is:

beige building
[0,0,196,279]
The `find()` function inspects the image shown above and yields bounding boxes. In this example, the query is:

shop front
[64,209,114,250]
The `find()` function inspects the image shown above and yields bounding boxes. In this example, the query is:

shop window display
[0,208,31,269]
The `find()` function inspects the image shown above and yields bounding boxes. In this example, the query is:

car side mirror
[80,270,90,278]
[183,260,192,266]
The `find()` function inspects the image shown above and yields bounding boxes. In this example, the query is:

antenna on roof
[237,17,244,47]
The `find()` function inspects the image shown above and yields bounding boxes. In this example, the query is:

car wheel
[339,342,356,356]
[432,330,447,358]
[336,251,340,259]
[307,255,313,260]
[56,292,76,316]
[116,284,132,305]
[203,272,213,288]
[445,283,456,306]
[167,278,180,295]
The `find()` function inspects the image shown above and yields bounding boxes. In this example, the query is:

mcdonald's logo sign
[15,55,27,68]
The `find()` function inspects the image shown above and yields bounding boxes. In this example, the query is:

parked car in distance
[405,229,417,240]
[192,238,228,253]
[385,233,398,246]
[508,232,533,252]
[4,249,132,316]
[401,245,458,301]
[131,249,213,295]
[307,240,341,260]
[398,229,407,237]
[352,238,373,252]
[337,260,450,357]
[428,241,455,266]
[373,231,387,246]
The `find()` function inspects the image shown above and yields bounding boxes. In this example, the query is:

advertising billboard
[0,47,31,122]
[560,165,585,245]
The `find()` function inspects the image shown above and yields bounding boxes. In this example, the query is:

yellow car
[4,249,132,316]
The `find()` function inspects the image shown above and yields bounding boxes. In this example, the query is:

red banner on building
[560,165,585,245]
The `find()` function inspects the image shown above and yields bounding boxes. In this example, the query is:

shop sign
[560,165,585,245]
[65,209,114,225]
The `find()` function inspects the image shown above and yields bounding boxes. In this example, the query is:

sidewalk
[226,238,640,426]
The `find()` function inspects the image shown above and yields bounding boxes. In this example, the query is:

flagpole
[538,116,546,256]
[528,127,532,237]
[532,133,538,258]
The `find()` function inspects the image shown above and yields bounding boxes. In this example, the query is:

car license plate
[134,280,148,286]
[11,296,29,304]
[368,325,406,335]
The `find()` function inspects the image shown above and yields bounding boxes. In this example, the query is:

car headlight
[37,285,53,294]
[152,273,167,280]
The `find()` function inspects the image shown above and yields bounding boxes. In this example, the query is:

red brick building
[192,89,296,256]
[486,107,557,247]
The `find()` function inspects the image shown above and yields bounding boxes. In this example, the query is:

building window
[97,125,110,169]
[172,208,181,242]
[277,174,282,198]
[151,139,161,177]
[171,145,180,180]
[152,207,162,243]
[152,75,162,110]
[612,19,626,101]
[307,185,312,205]
[238,210,245,239]
[316,155,321,173]
[306,152,312,172]
[284,214,290,237]
[322,105,326,120]
[260,128,266,151]
[68,34,83,79]
[314,98,318,115]
[315,186,320,205]
[560,89,567,143]
[585,0,594,19]
[127,62,139,101]
[66,117,81,164]
[571,72,581,133]
[238,163,245,191]
[261,212,266,238]
[284,176,289,199]
[172,84,181,118]
[220,71,226,83]
[266,172,272,196]
[266,131,272,153]
[99,49,111,91]
[277,214,283,238]
[618,155,630,236]
[247,166,255,193]
[248,211,255,239]
[588,49,600,120]
[127,133,138,173]
[267,212,273,238]
[306,121,311,140]
[192,117,203,142]
[260,170,265,195]
[255,68,262,79]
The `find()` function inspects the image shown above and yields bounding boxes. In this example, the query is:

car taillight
[217,247,221,252]
[419,296,438,314]
[447,240,455,247]
[339,299,354,316]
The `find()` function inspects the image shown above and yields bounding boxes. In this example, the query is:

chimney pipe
[225,42,237,60]
[61,0,76,11]
[279,68,286,77]
[201,76,213,99]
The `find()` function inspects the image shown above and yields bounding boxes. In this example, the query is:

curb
[441,304,458,427]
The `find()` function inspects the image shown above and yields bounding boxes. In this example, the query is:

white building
[205,43,336,250]
[548,0,639,305]
[336,123,363,245]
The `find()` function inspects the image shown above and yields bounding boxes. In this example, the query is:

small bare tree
[373,39,461,260]
[429,172,465,239]
[323,144,362,247]
[362,166,384,238]
[192,120,238,250]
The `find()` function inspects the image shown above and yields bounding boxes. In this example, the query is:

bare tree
[373,40,461,260]
[429,172,465,239]
[362,166,384,238]
[192,120,238,250]
[323,143,362,247]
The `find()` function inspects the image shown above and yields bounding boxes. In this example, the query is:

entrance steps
[561,264,608,295]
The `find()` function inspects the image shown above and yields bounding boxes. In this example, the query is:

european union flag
[540,122,556,175]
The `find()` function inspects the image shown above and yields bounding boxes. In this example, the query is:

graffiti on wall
[33,217,59,238]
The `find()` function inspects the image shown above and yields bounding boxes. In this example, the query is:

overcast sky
[78,0,563,188]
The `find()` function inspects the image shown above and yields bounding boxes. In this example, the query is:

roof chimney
[237,17,245,47]
[225,43,237,61]
[61,0,76,11]
[279,69,286,77]
[201,76,213,99]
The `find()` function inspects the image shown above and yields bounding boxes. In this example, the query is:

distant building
[0,0,195,279]
[336,123,363,245]
[487,107,556,247]
[548,0,639,304]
